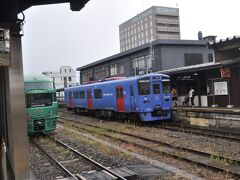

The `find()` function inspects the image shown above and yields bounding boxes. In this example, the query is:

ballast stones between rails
[58,117,240,178]
[31,135,174,180]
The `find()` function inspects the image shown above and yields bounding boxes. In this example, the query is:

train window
[138,77,150,95]
[73,91,79,99]
[162,80,170,94]
[24,82,54,90]
[94,89,102,99]
[53,93,57,102]
[25,93,53,108]
[79,91,85,99]
[153,84,160,94]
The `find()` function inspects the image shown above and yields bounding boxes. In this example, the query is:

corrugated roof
[208,35,240,47]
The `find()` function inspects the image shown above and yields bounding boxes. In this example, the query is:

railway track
[157,124,240,142]
[31,134,127,180]
[58,116,240,179]
[59,109,240,142]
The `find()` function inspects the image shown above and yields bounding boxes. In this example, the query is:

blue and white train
[65,74,172,122]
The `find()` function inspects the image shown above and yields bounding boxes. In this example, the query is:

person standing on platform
[188,87,195,107]
[171,87,178,107]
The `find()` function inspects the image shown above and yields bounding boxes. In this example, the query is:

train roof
[65,73,169,90]
[24,74,53,82]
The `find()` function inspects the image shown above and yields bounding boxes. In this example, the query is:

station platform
[173,106,240,114]
[172,106,240,129]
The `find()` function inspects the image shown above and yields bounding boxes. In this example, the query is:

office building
[119,6,180,52]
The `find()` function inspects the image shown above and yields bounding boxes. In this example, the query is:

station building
[77,36,240,108]
[158,36,240,108]
[77,39,213,84]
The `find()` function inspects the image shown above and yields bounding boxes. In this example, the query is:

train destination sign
[0,28,10,66]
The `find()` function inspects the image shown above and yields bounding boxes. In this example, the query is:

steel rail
[31,139,78,180]
[157,124,240,142]
[59,117,239,164]
[58,117,240,178]
[44,133,127,180]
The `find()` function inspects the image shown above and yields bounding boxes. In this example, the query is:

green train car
[24,74,58,134]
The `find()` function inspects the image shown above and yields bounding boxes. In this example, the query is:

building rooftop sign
[155,6,178,16]
[122,6,179,26]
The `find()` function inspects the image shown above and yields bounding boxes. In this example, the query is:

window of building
[94,89,102,99]
[82,70,94,83]
[110,64,118,75]
[184,53,203,66]
[69,69,71,73]
[132,55,152,75]
[79,91,85,99]
[208,53,213,62]
[118,65,124,74]
[64,69,66,73]
[68,77,72,82]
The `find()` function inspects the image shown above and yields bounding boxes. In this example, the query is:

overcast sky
[22,0,240,78]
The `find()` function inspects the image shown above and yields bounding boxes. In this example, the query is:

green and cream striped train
[24,74,58,134]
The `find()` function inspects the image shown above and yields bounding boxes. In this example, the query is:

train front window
[138,77,150,95]
[162,80,170,94]
[25,93,53,108]
[153,84,160,94]
[24,82,54,90]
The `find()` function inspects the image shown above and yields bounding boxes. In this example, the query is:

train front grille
[34,119,45,131]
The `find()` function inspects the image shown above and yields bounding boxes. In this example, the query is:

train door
[152,83,162,107]
[116,86,125,112]
[130,85,135,111]
[161,79,171,109]
[69,91,73,109]
[87,89,92,109]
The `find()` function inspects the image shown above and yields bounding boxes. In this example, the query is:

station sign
[0,28,10,66]
[214,81,228,95]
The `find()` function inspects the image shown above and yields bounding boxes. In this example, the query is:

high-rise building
[119,6,180,52]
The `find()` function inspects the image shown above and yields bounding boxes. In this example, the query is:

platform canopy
[0,0,89,23]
